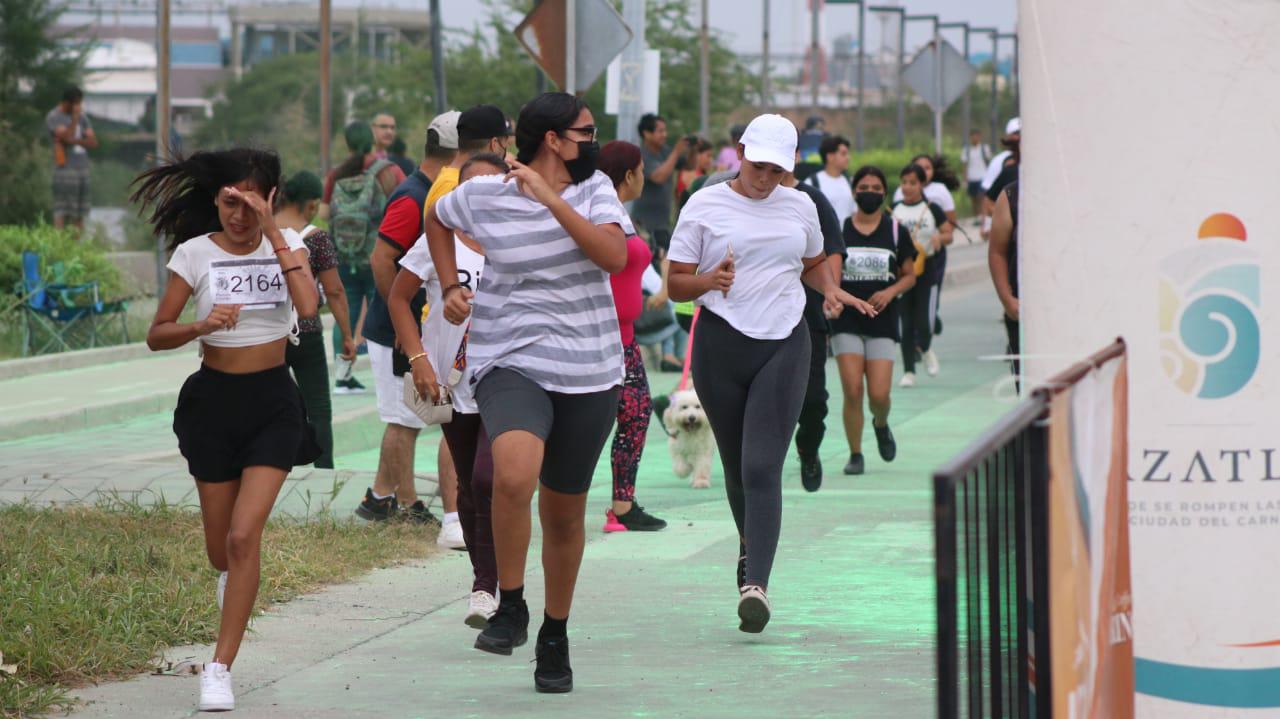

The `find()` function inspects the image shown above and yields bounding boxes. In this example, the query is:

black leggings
[899,278,939,373]
[691,310,810,589]
[441,412,497,595]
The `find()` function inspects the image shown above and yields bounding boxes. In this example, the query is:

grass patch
[0,496,437,717]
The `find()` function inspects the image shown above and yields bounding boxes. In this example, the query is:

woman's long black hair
[130,148,282,250]
[515,92,586,165]
[911,152,961,191]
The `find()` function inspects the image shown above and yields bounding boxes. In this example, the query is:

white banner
[1021,0,1280,714]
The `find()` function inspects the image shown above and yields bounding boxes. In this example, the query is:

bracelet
[442,283,463,297]
[273,245,291,254]
[407,352,428,363]
[282,266,303,275]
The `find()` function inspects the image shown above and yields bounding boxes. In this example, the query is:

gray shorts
[52,167,91,220]
[831,333,896,361]
[474,368,620,495]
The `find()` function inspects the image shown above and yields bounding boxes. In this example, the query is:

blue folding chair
[17,251,129,355]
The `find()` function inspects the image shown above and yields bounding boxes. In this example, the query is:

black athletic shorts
[173,364,321,482]
[475,368,620,495]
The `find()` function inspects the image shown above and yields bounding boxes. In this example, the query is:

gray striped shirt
[433,171,627,393]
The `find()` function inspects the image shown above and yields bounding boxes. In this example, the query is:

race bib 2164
[209,258,286,309]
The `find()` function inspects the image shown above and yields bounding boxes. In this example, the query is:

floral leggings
[610,340,652,502]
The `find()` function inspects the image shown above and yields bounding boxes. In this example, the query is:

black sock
[500,585,524,606]
[539,613,568,640]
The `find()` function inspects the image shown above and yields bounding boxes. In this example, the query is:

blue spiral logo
[1158,215,1260,399]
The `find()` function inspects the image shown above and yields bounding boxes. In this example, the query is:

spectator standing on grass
[372,112,398,159]
[805,134,856,228]
[324,122,406,392]
[133,148,319,713]
[46,86,98,233]
[633,113,690,257]
[352,111,460,540]
[797,115,827,164]
[275,170,358,469]
[961,129,992,218]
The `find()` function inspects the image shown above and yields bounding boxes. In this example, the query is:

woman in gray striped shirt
[426,92,628,694]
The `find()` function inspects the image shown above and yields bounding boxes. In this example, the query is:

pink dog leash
[677,307,700,392]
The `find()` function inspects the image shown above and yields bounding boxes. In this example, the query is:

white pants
[368,340,425,429]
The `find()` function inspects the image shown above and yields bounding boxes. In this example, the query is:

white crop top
[166,230,308,349]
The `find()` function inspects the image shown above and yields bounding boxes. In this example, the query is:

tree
[0,0,87,224]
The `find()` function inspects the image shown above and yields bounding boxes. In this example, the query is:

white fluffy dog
[663,389,716,488]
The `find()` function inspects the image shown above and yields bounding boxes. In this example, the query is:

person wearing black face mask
[830,165,918,476]
[424,92,628,694]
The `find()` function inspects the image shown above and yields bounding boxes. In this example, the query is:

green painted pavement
[67,284,1013,718]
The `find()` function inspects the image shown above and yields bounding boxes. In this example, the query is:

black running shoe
[799,453,822,492]
[615,504,668,531]
[354,489,398,521]
[533,637,573,693]
[475,600,529,655]
[874,423,897,462]
[843,453,865,476]
[402,500,441,526]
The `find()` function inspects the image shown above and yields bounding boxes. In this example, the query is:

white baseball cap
[1005,117,1021,135]
[740,114,798,173]
[429,110,461,150]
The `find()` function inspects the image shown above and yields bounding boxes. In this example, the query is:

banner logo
[1157,213,1260,399]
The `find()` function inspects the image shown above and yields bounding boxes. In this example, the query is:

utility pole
[1000,31,1019,110]
[430,0,446,112]
[565,0,577,93]
[320,0,331,175]
[809,0,820,113]
[856,0,865,151]
[155,0,171,292]
[870,6,906,149]
[989,29,1000,144]
[761,0,771,109]
[699,0,710,135]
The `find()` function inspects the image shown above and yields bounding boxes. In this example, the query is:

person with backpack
[323,121,404,394]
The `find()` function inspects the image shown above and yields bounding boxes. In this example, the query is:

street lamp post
[761,0,771,109]
[940,21,970,151]
[905,13,940,153]
[869,5,905,149]
[999,31,1019,110]
[971,27,999,145]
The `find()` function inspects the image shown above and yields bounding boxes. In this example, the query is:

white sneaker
[199,662,234,712]
[738,585,771,634]
[899,372,917,388]
[464,590,498,629]
[436,514,466,550]
[216,571,228,612]
[334,356,355,381]
[924,350,941,376]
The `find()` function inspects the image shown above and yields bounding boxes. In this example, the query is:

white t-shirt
[433,171,627,394]
[981,151,1013,190]
[807,171,856,228]
[398,235,485,413]
[668,182,823,340]
[165,230,308,349]
[961,143,992,181]
[893,182,955,213]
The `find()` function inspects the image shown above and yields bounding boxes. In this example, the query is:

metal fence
[933,340,1127,719]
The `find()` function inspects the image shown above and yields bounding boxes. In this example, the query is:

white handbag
[402,373,453,425]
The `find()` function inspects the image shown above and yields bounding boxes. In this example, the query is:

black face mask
[855,191,884,214]
[564,140,600,184]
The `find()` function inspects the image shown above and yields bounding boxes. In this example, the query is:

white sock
[444,511,459,523]
[372,490,394,501]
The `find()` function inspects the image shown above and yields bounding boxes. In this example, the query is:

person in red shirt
[598,140,668,533]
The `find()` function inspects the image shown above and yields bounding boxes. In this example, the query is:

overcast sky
[428,0,1018,56]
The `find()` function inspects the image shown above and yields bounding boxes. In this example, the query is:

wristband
[407,352,428,364]
[282,266,303,275]
[442,283,463,297]
[273,245,291,254]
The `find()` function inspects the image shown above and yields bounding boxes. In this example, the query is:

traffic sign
[902,37,977,112]
[514,0,633,93]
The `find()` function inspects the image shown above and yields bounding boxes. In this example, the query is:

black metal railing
[934,339,1126,719]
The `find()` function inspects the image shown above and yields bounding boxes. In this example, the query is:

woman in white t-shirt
[667,114,875,634]
[388,153,508,631]
[132,148,319,713]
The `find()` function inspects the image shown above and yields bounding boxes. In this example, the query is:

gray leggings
[691,310,811,588]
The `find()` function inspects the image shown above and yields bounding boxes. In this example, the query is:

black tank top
[1005,181,1019,299]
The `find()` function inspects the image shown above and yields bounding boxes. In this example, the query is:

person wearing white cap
[667,113,876,634]
[979,117,1021,239]
[354,110,463,533]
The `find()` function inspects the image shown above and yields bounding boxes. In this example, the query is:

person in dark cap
[424,104,511,212]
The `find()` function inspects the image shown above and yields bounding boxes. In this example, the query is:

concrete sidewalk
[42,283,1014,719]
